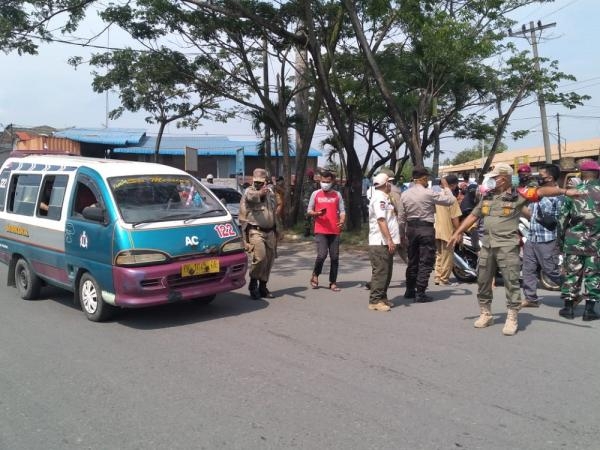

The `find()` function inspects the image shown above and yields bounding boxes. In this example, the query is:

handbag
[535,203,558,230]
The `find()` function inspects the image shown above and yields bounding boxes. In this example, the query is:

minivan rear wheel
[15,257,41,300]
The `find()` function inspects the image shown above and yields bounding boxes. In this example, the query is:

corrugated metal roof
[54,127,147,146]
[441,137,600,174]
[113,135,322,157]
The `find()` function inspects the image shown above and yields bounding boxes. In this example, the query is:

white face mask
[320,182,332,191]
[484,177,497,191]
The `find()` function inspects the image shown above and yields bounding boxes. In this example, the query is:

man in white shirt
[368,173,401,312]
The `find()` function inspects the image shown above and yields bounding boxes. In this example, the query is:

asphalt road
[1,242,599,450]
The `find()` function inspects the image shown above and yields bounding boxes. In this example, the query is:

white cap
[206,174,214,180]
[372,173,389,187]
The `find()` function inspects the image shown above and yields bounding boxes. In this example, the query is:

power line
[541,0,582,19]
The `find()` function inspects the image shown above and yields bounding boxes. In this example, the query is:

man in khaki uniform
[448,163,576,335]
[240,168,278,300]
[434,175,462,286]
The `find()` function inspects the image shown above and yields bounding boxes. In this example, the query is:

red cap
[517,164,532,174]
[579,160,600,171]
[306,169,315,177]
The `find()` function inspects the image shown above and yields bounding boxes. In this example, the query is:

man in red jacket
[307,170,346,291]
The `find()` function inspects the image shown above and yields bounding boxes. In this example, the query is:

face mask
[484,177,497,191]
[536,176,550,186]
[320,182,332,191]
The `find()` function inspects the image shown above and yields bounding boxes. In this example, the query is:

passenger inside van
[39,183,53,215]
[74,185,99,215]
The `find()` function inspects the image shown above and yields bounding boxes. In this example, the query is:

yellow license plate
[181,259,220,277]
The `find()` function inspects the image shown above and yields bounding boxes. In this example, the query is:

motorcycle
[452,233,478,283]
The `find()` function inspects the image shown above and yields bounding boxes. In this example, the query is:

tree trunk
[154,121,167,164]
[342,0,424,167]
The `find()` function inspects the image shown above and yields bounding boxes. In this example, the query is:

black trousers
[313,233,340,284]
[405,224,436,293]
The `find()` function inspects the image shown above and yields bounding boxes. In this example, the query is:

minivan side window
[37,175,68,220]
[7,173,42,216]
[71,181,100,217]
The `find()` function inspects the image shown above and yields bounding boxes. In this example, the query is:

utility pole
[509,21,556,163]
[556,113,562,161]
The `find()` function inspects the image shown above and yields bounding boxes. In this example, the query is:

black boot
[404,286,416,299]
[249,278,261,300]
[582,301,599,321]
[415,292,433,303]
[558,300,574,319]
[259,280,274,299]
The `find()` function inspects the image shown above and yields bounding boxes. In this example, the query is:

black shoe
[249,278,261,300]
[559,300,575,319]
[415,293,433,303]
[259,281,274,299]
[404,290,416,299]
[582,301,599,321]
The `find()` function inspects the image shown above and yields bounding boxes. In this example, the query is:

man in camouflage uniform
[557,160,600,320]
[240,168,279,300]
[302,169,319,237]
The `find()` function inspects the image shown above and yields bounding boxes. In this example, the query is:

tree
[84,48,227,162]
[0,0,94,55]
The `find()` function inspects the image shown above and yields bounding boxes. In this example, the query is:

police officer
[448,163,577,335]
[397,167,456,302]
[557,160,600,320]
[240,168,278,300]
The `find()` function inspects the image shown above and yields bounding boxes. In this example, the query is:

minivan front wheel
[15,257,41,300]
[79,273,115,322]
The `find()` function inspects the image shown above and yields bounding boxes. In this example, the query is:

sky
[1,0,599,164]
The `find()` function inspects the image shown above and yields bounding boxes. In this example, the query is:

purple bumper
[111,252,247,307]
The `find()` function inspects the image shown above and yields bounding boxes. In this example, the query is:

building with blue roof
[53,128,321,181]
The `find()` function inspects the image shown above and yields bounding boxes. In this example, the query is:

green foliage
[87,47,226,129]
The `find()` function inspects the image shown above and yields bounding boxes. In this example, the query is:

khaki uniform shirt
[241,186,277,229]
[435,201,462,242]
[472,188,527,248]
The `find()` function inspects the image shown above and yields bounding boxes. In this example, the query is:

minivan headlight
[115,250,169,266]
[221,238,245,254]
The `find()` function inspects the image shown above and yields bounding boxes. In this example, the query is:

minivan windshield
[108,175,227,225]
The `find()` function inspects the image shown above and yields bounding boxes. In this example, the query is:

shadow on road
[115,292,269,330]
[33,285,268,329]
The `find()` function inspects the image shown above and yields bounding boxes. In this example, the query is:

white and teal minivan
[0,155,248,321]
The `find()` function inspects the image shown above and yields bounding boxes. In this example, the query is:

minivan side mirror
[82,205,106,223]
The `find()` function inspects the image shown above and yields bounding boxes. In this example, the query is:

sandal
[310,275,319,289]
[329,283,341,292]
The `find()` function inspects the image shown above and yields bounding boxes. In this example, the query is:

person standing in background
[521,164,564,308]
[302,169,319,237]
[307,170,346,292]
[434,175,462,286]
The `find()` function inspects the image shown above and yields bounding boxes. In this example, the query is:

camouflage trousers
[561,254,600,302]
